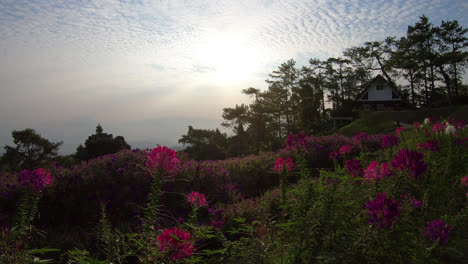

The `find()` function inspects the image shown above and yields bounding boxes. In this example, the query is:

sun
[194,31,262,84]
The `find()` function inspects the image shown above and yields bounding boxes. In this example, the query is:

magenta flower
[18,168,52,191]
[411,199,422,208]
[461,176,468,188]
[381,135,399,149]
[362,161,393,181]
[346,159,362,177]
[363,192,400,229]
[273,157,294,172]
[187,191,208,208]
[328,150,339,159]
[423,219,451,246]
[157,226,195,260]
[339,145,352,155]
[396,126,405,135]
[286,133,308,150]
[417,139,439,152]
[354,132,368,142]
[432,123,446,133]
[146,146,179,176]
[391,149,427,179]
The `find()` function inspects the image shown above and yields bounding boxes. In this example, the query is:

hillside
[336,105,468,136]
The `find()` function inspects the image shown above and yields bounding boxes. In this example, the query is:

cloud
[0,0,467,151]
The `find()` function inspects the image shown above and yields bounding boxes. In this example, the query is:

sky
[1,0,468,154]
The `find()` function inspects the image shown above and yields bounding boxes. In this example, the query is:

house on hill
[355,74,410,110]
[331,75,411,129]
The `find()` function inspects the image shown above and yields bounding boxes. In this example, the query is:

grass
[336,105,468,136]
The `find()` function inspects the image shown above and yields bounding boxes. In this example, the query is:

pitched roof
[355,74,408,103]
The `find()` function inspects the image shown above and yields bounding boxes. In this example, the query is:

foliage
[75,124,131,161]
[0,128,62,171]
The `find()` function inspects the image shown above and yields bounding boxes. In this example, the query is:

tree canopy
[75,124,131,161]
[0,128,62,171]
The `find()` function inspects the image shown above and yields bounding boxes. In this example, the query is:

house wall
[367,82,393,101]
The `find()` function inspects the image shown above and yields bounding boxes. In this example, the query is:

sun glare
[194,31,261,84]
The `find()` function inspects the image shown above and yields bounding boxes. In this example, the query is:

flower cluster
[391,149,427,179]
[18,168,52,191]
[273,157,294,172]
[417,139,440,152]
[339,145,352,155]
[157,226,195,260]
[285,133,308,151]
[328,150,339,159]
[362,161,393,181]
[345,159,362,177]
[396,126,405,135]
[363,192,400,229]
[354,132,368,143]
[381,135,399,149]
[187,191,208,208]
[423,219,451,246]
[432,123,447,134]
[146,146,179,176]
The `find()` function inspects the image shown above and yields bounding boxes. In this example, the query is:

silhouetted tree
[178,126,228,160]
[75,124,131,161]
[0,128,62,171]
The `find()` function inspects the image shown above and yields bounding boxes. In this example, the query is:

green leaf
[30,248,61,254]
[233,217,246,223]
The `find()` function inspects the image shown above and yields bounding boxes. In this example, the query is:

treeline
[0,125,131,171]
[178,15,468,160]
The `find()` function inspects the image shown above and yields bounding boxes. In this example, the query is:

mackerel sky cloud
[0,0,467,153]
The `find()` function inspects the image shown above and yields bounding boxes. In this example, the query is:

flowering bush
[423,219,451,246]
[382,134,399,149]
[157,226,194,260]
[363,192,400,229]
[417,139,440,152]
[345,159,362,177]
[18,168,52,191]
[391,149,427,178]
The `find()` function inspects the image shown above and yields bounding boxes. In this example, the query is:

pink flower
[18,168,52,191]
[362,161,393,181]
[339,145,352,155]
[396,126,405,135]
[146,146,179,177]
[273,157,294,172]
[432,123,446,133]
[461,176,468,188]
[328,150,339,159]
[187,191,208,207]
[363,192,400,229]
[157,226,194,260]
